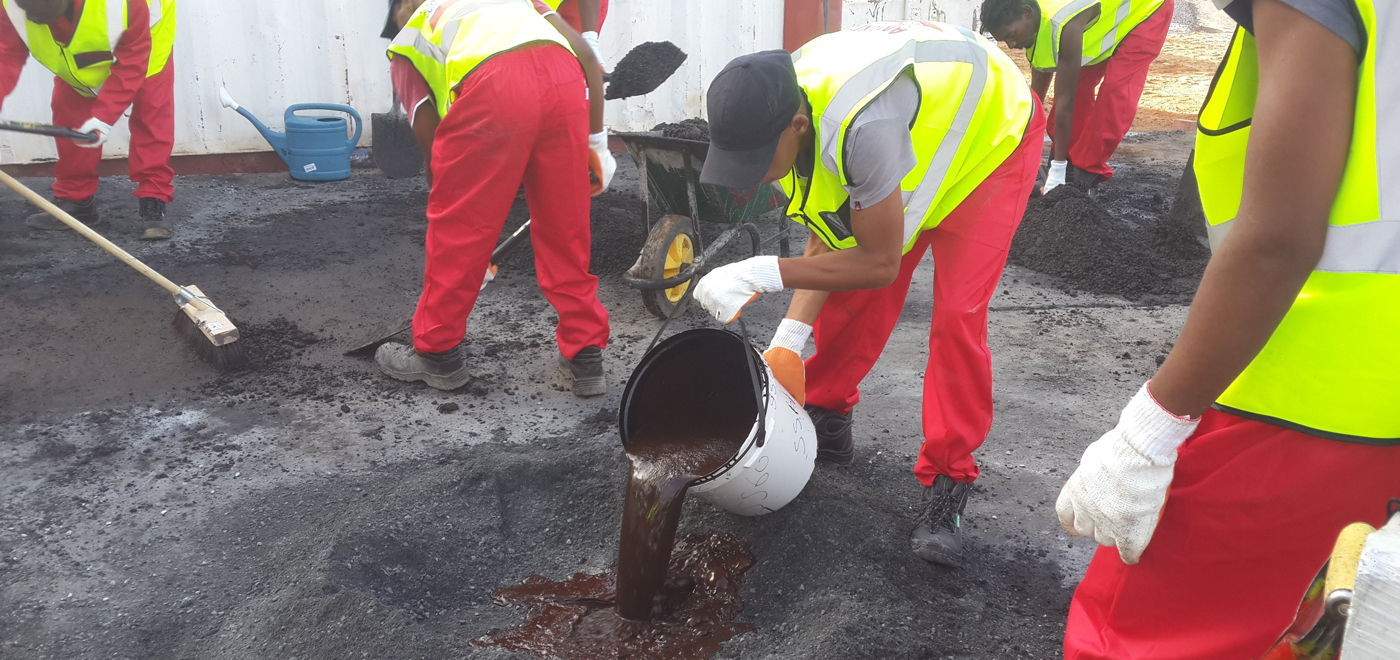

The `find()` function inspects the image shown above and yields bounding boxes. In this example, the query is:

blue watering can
[219,87,362,181]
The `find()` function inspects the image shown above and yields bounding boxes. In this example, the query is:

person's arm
[576,0,601,35]
[775,187,905,291]
[1030,68,1053,104]
[541,11,603,133]
[0,15,28,112]
[1049,8,1094,162]
[88,0,151,126]
[782,232,834,324]
[412,102,439,186]
[1147,0,1357,417]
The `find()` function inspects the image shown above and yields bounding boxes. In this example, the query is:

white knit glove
[588,130,616,196]
[76,117,112,148]
[764,318,812,405]
[694,255,784,324]
[1056,382,1200,564]
[581,31,606,71]
[1043,160,1067,194]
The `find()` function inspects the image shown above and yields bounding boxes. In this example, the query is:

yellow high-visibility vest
[387,0,573,120]
[2,0,177,98]
[1026,0,1165,70]
[1194,2,1400,443]
[781,21,1034,254]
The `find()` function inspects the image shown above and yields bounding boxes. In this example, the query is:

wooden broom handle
[0,169,210,310]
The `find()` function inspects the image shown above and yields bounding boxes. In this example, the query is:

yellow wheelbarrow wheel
[634,215,697,319]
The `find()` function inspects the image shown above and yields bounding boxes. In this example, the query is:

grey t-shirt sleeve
[1215,0,1365,54]
[826,71,920,211]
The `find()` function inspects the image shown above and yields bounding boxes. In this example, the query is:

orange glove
[589,131,616,196]
[764,319,813,405]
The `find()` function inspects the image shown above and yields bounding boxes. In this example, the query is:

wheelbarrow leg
[777,212,792,258]
[685,152,705,252]
[637,150,652,237]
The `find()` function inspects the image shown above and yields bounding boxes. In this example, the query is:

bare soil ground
[1,130,1198,659]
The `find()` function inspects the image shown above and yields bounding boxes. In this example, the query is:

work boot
[911,474,971,567]
[1069,165,1104,198]
[1032,159,1049,198]
[374,342,472,391]
[26,196,105,231]
[139,197,172,240]
[559,346,606,397]
[806,405,854,466]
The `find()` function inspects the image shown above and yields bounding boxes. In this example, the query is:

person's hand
[589,130,616,196]
[694,255,784,324]
[1056,382,1200,564]
[1043,159,1067,194]
[581,31,606,71]
[75,118,112,148]
[480,264,498,291]
[763,318,811,405]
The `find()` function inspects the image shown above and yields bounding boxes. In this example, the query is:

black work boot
[1031,159,1049,198]
[1069,165,1104,198]
[374,342,472,391]
[911,474,971,567]
[559,346,605,397]
[806,405,854,466]
[139,197,172,240]
[26,196,105,231]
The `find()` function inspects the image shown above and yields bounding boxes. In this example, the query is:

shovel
[371,97,424,179]
[0,120,100,143]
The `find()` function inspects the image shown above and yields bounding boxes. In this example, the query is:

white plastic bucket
[619,328,816,517]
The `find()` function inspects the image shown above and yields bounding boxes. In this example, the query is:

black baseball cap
[699,50,803,190]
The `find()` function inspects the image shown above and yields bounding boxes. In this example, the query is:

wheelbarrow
[614,131,792,318]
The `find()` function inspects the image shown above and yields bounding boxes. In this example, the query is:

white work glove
[693,255,784,324]
[588,130,616,196]
[75,117,112,148]
[480,264,498,291]
[1056,382,1200,565]
[581,31,606,71]
[1043,160,1067,194]
[764,319,811,405]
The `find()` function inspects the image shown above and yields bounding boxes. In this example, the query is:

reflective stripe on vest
[1027,0,1165,70]
[1193,3,1400,443]
[781,21,1033,254]
[3,0,173,97]
[387,0,572,119]
[147,0,175,77]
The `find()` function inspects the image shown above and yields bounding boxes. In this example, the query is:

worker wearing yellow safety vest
[691,21,1045,568]
[376,0,615,397]
[0,0,178,239]
[1053,1,1400,658]
[983,0,1172,195]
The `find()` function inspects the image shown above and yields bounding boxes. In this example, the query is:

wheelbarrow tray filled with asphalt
[614,131,792,319]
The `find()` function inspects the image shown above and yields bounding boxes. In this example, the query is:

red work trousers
[556,0,609,33]
[1064,409,1400,660]
[1047,0,1171,180]
[51,59,175,203]
[804,101,1047,487]
[412,45,609,359]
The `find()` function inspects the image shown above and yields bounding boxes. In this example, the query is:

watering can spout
[220,87,289,157]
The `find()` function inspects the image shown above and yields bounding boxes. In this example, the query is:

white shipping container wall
[0,0,993,165]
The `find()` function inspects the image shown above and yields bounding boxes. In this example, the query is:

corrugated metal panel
[843,1,981,30]
[0,0,783,165]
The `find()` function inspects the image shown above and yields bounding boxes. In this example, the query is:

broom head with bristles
[171,284,249,371]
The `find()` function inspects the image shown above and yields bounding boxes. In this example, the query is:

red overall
[1047,0,1172,180]
[411,45,609,360]
[1064,409,1400,659]
[804,99,1047,487]
[0,0,174,203]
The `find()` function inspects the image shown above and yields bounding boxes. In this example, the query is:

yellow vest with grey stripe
[780,22,1034,254]
[1025,0,1164,71]
[387,0,572,120]
[2,0,176,98]
[1194,2,1400,443]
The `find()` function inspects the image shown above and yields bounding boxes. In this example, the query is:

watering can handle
[286,103,364,148]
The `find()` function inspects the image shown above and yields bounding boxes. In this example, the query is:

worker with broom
[0,0,179,240]
[691,20,1045,568]
[377,0,615,397]
[980,0,1171,195]
[1053,1,1400,657]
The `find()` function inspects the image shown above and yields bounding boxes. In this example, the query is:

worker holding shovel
[692,20,1045,568]
[1054,1,1400,658]
[0,0,178,239]
[981,0,1172,195]
[377,0,615,396]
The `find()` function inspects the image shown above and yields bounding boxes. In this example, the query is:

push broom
[0,169,249,371]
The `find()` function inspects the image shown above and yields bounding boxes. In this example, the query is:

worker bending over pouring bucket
[379,0,616,396]
[692,20,1045,568]
[1055,1,1400,657]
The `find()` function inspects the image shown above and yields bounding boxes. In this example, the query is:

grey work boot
[806,405,854,467]
[26,196,105,231]
[559,346,605,397]
[911,474,971,567]
[374,342,472,391]
[139,197,172,240]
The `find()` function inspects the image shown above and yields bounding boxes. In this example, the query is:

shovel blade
[371,110,423,179]
[344,312,415,356]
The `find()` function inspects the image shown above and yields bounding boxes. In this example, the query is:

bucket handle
[644,283,767,448]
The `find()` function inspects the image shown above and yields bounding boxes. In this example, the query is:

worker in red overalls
[378,0,614,397]
[0,0,178,239]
